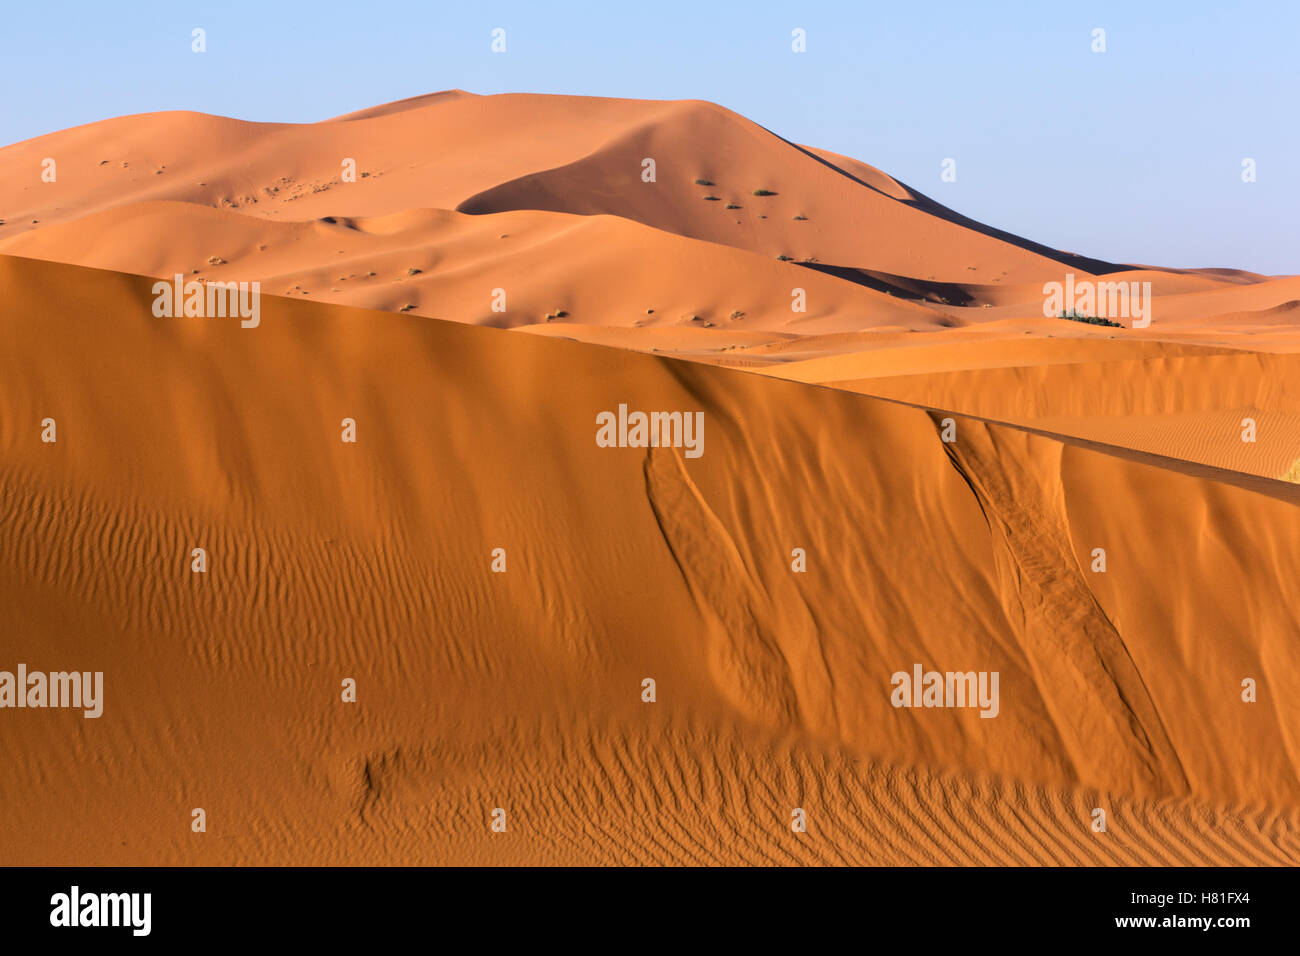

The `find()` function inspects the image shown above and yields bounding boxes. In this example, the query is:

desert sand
[1,92,1298,865]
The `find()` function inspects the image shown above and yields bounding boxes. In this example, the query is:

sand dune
[2,91,1298,867]
[819,348,1300,482]
[2,255,1298,865]
[0,92,1108,285]
[2,89,1292,358]
[2,91,1293,381]
[0,201,939,333]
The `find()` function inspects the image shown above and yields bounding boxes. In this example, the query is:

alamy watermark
[50,886,150,936]
[596,403,704,458]
[890,664,999,718]
[1043,273,1152,328]
[152,273,260,328]
[0,664,102,718]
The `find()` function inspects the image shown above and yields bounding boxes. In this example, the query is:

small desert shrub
[1058,311,1122,328]
[725,203,741,210]
[694,178,715,186]
[752,188,777,196]
[702,195,721,201]
[407,267,423,276]
[793,215,808,221]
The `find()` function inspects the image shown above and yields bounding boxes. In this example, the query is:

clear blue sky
[2,0,1294,274]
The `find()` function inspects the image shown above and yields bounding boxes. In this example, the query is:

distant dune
[3,91,1294,343]
[1,93,1298,865]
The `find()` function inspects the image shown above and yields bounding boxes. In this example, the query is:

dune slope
[2,255,1298,865]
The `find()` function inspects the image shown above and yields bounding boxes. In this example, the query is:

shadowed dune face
[2,256,1299,865]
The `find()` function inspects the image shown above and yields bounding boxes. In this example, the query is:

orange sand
[1,93,1297,865]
